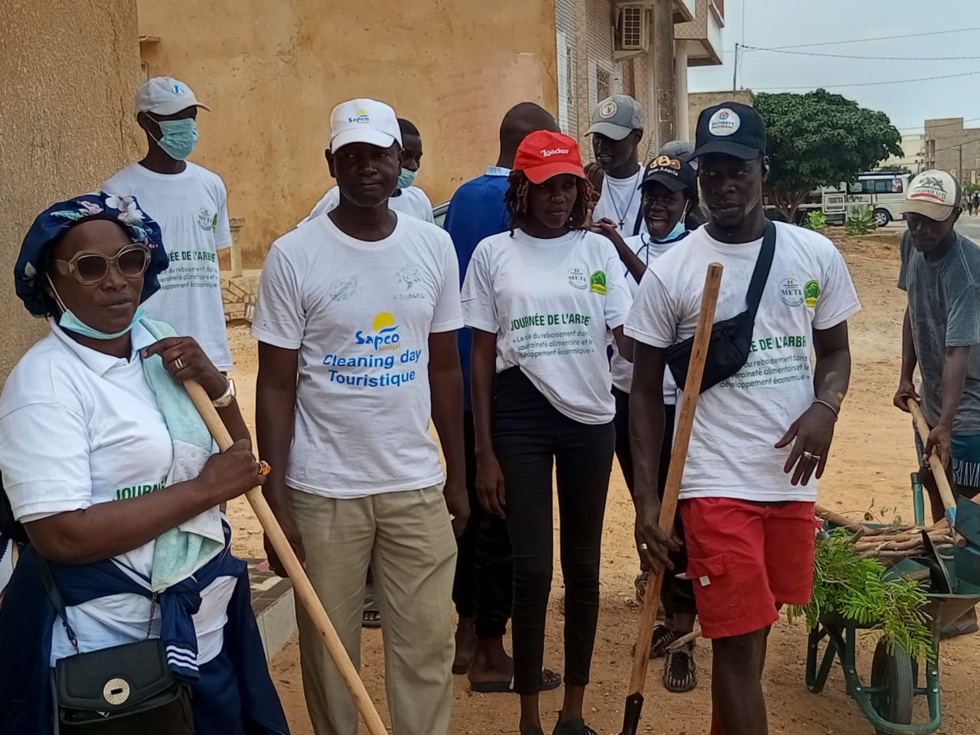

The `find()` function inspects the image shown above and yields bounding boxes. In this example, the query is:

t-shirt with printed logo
[625,222,861,502]
[104,162,233,370]
[462,229,633,424]
[252,213,463,498]
[0,323,233,665]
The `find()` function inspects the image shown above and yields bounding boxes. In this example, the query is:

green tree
[755,90,903,223]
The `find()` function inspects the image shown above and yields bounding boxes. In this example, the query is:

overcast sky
[688,1,980,134]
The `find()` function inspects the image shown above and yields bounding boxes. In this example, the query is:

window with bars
[596,68,610,104]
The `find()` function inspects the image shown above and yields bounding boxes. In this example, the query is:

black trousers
[452,410,513,639]
[612,386,696,617]
[493,368,614,693]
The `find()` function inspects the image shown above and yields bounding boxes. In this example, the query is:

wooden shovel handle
[907,399,958,514]
[628,262,724,694]
[185,381,389,735]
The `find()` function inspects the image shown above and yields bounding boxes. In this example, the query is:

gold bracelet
[812,398,840,420]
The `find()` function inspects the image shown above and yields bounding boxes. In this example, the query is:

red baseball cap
[513,131,586,184]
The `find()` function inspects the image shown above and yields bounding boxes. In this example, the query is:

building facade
[881,133,925,174]
[557,0,724,159]
[923,118,980,184]
[1,1,143,379]
[138,0,560,267]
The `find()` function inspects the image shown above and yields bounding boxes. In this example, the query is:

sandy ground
[225,231,980,735]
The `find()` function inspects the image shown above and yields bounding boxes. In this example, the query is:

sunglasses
[53,245,151,285]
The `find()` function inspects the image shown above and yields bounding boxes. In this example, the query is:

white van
[823,172,910,227]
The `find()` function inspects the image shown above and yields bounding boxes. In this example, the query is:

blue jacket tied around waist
[0,540,289,734]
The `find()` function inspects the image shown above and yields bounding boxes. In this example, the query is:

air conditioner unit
[615,5,649,55]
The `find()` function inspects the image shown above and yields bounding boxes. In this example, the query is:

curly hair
[505,170,594,234]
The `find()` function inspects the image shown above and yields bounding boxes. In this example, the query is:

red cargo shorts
[681,497,818,640]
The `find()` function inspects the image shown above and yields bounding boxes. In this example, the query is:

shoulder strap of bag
[631,201,645,237]
[38,556,80,653]
[746,220,777,319]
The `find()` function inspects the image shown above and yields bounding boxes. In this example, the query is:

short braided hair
[505,170,594,234]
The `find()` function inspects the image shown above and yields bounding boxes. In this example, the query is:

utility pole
[733,42,740,91]
[959,143,964,182]
[653,0,676,149]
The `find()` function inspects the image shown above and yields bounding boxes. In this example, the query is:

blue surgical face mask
[652,218,687,243]
[397,168,418,190]
[59,304,146,340]
[152,118,199,160]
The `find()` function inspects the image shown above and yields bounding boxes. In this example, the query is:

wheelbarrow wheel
[870,639,914,734]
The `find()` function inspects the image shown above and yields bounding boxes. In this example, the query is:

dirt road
[225,231,980,734]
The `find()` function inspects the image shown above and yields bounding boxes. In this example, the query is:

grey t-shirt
[899,231,980,433]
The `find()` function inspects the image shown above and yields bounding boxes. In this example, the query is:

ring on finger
[174,357,186,371]
[802,450,814,461]
[639,542,649,551]
[258,460,271,476]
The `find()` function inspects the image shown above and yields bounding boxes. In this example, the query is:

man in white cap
[104,76,234,374]
[895,170,980,637]
[586,94,647,236]
[252,98,469,735]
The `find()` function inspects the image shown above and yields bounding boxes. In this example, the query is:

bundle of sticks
[815,505,955,564]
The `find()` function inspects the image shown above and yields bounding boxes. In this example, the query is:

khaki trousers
[290,485,457,735]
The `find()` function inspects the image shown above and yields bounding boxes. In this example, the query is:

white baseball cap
[136,76,211,116]
[902,169,963,221]
[330,99,402,152]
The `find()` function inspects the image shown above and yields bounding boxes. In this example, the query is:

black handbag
[665,220,776,394]
[39,559,195,735]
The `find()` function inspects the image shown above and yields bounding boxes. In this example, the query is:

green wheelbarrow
[805,474,980,734]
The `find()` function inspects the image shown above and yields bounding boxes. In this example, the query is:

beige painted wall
[138,0,559,267]
[0,1,142,380]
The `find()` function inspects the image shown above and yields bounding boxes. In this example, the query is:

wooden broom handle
[629,262,724,694]
[908,399,958,515]
[185,381,389,735]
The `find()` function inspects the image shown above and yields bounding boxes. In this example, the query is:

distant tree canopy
[755,90,903,222]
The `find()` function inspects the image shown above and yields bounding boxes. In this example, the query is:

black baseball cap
[639,153,697,193]
[692,102,766,160]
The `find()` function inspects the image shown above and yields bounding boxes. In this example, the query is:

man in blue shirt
[445,103,560,692]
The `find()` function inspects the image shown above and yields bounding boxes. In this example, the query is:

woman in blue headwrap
[0,192,288,734]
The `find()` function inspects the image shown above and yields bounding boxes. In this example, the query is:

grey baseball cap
[586,95,645,140]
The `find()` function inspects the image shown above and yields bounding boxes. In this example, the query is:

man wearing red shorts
[625,102,861,735]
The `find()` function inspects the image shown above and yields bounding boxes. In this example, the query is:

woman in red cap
[462,131,632,735]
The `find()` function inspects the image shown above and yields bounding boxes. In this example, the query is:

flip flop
[361,592,381,629]
[470,667,562,694]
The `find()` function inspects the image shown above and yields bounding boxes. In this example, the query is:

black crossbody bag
[665,221,776,394]
[39,558,195,735]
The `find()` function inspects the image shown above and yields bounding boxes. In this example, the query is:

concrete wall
[0,1,142,380]
[138,0,559,267]
[924,118,980,183]
[688,89,754,144]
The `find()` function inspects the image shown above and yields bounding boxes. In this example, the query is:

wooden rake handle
[185,381,389,735]
[907,399,958,516]
[629,262,724,694]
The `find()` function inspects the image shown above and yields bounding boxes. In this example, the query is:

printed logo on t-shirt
[708,108,741,137]
[396,265,426,300]
[197,208,217,232]
[321,311,422,389]
[115,478,167,500]
[590,270,607,295]
[779,278,804,307]
[804,279,821,307]
[568,267,589,290]
[355,311,401,350]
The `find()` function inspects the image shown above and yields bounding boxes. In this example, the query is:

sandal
[649,625,677,659]
[361,592,381,628]
[470,667,562,694]
[663,644,697,693]
[634,572,649,603]
[552,716,598,735]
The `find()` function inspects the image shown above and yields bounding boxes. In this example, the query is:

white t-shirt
[301,185,435,225]
[593,168,645,236]
[625,222,861,502]
[0,323,233,664]
[462,229,632,424]
[611,233,682,401]
[252,213,463,498]
[104,162,234,371]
